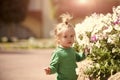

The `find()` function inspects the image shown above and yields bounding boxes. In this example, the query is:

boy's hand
[84,47,90,55]
[44,67,51,75]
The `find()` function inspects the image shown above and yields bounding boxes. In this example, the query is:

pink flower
[113,19,120,25]
[90,35,97,42]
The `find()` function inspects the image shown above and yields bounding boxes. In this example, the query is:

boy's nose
[68,38,73,41]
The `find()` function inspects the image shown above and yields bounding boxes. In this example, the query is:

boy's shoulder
[52,47,68,56]
[53,47,64,53]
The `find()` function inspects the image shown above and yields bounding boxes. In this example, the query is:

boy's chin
[63,45,71,48]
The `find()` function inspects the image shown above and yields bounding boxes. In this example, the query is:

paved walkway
[0,49,56,80]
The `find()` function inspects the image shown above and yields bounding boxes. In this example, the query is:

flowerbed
[74,5,120,80]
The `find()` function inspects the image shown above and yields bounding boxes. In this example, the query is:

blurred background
[0,0,120,80]
[0,0,120,49]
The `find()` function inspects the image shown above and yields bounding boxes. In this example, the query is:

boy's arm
[76,48,90,62]
[49,52,60,74]
[76,52,86,62]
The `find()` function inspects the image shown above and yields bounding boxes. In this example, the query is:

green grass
[0,38,56,50]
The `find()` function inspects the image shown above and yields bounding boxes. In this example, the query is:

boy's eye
[71,35,73,37]
[63,36,67,38]
[70,35,74,37]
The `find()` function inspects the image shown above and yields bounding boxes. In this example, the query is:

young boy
[44,14,86,80]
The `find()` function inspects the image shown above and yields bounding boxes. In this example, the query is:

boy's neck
[58,45,71,49]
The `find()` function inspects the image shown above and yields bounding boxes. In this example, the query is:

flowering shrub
[74,6,120,80]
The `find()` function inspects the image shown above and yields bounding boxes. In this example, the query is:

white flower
[107,34,117,44]
[107,37,113,44]
[114,25,120,31]
[75,5,120,54]
[103,25,113,34]
[95,41,101,48]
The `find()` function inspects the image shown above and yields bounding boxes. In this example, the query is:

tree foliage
[0,0,29,23]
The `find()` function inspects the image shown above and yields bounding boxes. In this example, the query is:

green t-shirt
[49,46,85,80]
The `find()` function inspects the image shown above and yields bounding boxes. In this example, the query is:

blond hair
[54,13,74,44]
[54,13,73,37]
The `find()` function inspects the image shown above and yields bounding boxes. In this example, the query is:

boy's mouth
[68,42,72,44]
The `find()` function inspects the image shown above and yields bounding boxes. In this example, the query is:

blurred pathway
[0,49,56,80]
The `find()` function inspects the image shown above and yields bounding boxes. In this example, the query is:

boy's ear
[57,39,60,43]
[74,37,76,41]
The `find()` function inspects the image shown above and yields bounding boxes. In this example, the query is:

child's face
[58,27,75,48]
